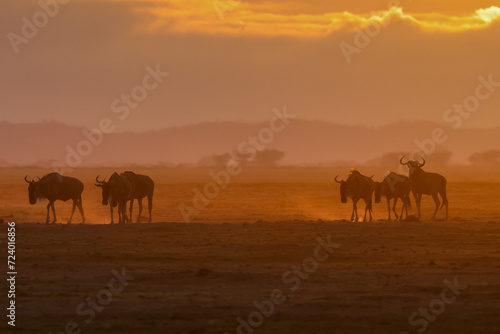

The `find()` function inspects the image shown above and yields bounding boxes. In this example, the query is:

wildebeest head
[24,175,39,205]
[95,175,111,205]
[400,155,425,175]
[335,175,349,203]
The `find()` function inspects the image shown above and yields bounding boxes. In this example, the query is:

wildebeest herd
[25,171,153,224]
[24,156,448,224]
[95,172,154,224]
[335,156,448,222]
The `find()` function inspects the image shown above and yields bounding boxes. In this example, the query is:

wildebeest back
[123,171,154,199]
[37,173,84,202]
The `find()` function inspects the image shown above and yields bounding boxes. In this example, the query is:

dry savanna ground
[1,166,500,334]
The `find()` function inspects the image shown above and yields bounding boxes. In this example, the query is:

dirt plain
[1,166,500,334]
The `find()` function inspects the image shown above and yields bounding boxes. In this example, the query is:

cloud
[1,0,499,131]
[116,1,500,37]
[476,6,500,23]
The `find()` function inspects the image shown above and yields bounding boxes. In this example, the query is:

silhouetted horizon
[2,119,500,167]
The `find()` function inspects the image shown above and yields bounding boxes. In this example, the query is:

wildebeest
[24,172,85,224]
[95,173,132,224]
[374,172,411,221]
[335,169,375,222]
[123,171,154,223]
[400,156,448,220]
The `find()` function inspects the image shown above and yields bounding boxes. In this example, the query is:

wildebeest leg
[46,202,52,224]
[439,188,448,220]
[137,198,143,223]
[399,195,410,220]
[129,198,134,224]
[368,199,373,221]
[109,203,115,224]
[122,201,128,223]
[147,195,153,223]
[386,198,391,220]
[125,201,131,223]
[351,199,358,222]
[118,203,124,224]
[68,199,76,224]
[418,194,423,218]
[118,202,122,224]
[51,202,57,224]
[431,193,440,219]
[121,201,128,224]
[350,202,354,222]
[118,202,124,224]
[354,199,360,222]
[125,201,130,223]
[414,192,422,218]
[363,199,371,222]
[77,196,85,224]
[392,198,399,220]
[399,196,406,221]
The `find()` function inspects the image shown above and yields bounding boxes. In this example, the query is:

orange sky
[1,0,500,131]
[125,0,500,36]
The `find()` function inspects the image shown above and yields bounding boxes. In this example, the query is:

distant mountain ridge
[0,120,499,167]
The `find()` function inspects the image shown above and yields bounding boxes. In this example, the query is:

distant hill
[0,158,12,167]
[1,120,499,167]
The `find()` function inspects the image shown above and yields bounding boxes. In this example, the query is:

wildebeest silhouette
[95,172,132,224]
[400,156,448,220]
[24,172,85,224]
[335,169,375,222]
[375,172,411,221]
[123,171,154,223]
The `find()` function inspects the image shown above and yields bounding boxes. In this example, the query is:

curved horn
[334,175,343,184]
[37,176,41,181]
[399,155,409,165]
[24,175,33,183]
[95,175,106,184]
[418,156,426,167]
